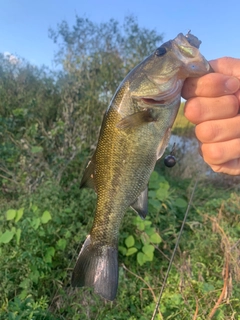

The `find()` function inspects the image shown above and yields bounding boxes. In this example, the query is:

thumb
[210,57,240,78]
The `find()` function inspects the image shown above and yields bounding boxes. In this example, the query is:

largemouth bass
[72,33,211,300]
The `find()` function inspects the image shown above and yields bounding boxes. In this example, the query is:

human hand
[182,57,240,175]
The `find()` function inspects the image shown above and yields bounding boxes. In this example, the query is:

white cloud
[3,52,20,65]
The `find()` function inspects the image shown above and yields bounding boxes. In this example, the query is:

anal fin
[130,187,148,219]
[156,127,172,160]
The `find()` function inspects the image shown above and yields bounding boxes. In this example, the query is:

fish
[71,33,211,301]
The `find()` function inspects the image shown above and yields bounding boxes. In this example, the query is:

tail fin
[71,235,118,301]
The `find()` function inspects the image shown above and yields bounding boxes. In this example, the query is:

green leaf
[15,208,24,222]
[118,246,127,256]
[140,233,150,245]
[137,252,145,266]
[142,244,154,254]
[136,220,145,231]
[145,227,155,236]
[149,171,161,189]
[19,278,31,289]
[142,244,154,260]
[31,204,38,213]
[31,146,43,154]
[12,108,25,116]
[170,293,182,305]
[143,220,152,227]
[150,233,162,244]
[174,198,188,208]
[149,199,161,210]
[137,251,153,265]
[6,209,16,221]
[11,227,16,235]
[0,230,15,244]
[31,217,41,230]
[29,270,40,284]
[143,251,154,261]
[125,235,135,248]
[156,188,169,201]
[126,247,138,256]
[44,247,55,263]
[65,230,71,238]
[41,211,52,224]
[202,282,215,293]
[150,171,159,181]
[159,180,170,191]
[19,289,28,300]
[47,247,55,256]
[148,190,157,199]
[15,228,21,245]
[133,216,145,231]
[56,238,67,250]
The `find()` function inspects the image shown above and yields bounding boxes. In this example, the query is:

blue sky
[1,0,239,69]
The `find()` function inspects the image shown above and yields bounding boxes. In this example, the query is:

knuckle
[195,122,219,142]
[201,143,224,163]
[228,95,239,115]
[184,98,201,123]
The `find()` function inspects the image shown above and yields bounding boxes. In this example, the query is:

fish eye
[155,46,167,57]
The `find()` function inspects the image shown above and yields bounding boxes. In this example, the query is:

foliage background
[1,16,240,320]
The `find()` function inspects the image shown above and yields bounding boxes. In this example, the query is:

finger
[235,89,240,103]
[184,94,239,124]
[182,73,240,99]
[210,159,240,176]
[200,138,240,165]
[195,115,240,143]
[210,57,240,78]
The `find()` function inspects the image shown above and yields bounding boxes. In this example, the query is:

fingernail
[198,142,203,158]
[225,77,240,93]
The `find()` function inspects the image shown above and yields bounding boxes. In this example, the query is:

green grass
[1,172,240,319]
[172,102,195,137]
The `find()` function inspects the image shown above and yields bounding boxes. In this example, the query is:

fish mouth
[141,97,166,105]
[140,78,182,106]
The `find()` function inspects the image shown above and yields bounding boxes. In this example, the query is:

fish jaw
[170,33,211,78]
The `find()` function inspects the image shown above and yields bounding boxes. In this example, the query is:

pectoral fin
[80,159,96,190]
[130,187,148,219]
[116,109,157,130]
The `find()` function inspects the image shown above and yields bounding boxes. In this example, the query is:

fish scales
[92,93,177,245]
[72,33,211,300]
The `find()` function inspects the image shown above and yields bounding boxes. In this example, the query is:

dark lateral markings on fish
[71,32,212,301]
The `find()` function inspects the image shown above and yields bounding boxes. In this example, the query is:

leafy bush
[1,14,240,320]
[0,16,163,196]
[1,172,240,319]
